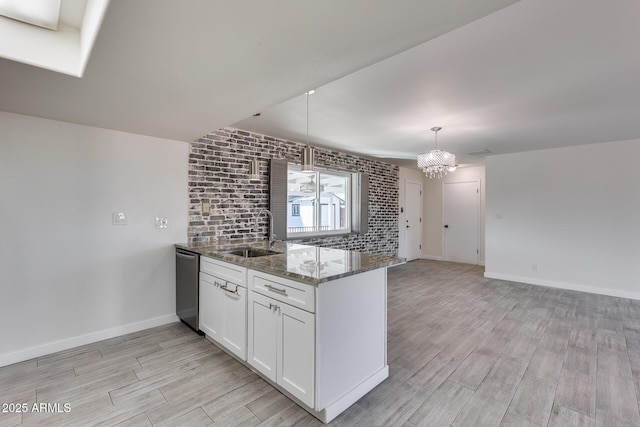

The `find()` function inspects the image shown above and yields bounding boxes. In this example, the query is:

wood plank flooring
[2,259,640,426]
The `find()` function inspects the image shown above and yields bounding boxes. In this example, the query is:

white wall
[0,112,189,366]
[485,139,640,300]
[422,166,486,264]
[398,167,425,259]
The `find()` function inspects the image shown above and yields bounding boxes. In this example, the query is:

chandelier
[417,126,456,179]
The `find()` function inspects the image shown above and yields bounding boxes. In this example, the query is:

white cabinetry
[248,289,315,407]
[196,253,388,424]
[199,257,247,360]
[199,272,222,341]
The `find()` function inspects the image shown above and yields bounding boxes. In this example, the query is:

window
[269,159,368,240]
[287,165,350,236]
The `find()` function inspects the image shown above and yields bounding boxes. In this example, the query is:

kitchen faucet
[255,209,277,249]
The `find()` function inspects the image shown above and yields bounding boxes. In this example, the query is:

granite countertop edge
[175,240,405,286]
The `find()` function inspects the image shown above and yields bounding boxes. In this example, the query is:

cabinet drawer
[201,256,246,285]
[249,270,315,313]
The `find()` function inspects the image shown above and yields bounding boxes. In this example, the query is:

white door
[199,272,222,340]
[404,180,423,261]
[443,181,479,264]
[277,302,315,408]
[248,292,277,381]
[220,283,247,360]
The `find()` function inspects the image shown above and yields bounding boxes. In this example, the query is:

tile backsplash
[188,128,399,255]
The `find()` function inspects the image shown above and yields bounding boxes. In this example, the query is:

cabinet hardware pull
[220,282,239,295]
[265,284,288,296]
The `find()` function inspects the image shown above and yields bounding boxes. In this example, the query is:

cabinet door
[247,291,277,382]
[277,303,315,408]
[199,272,223,340]
[220,283,247,360]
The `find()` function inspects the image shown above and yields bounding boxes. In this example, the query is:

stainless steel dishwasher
[175,248,201,332]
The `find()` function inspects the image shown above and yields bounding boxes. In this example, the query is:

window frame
[286,163,353,239]
[269,159,368,241]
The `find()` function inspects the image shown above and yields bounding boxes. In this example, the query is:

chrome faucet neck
[255,209,276,249]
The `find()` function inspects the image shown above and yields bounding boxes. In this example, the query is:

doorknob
[444,225,449,228]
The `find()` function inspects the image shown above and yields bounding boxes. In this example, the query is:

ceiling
[2,0,639,169]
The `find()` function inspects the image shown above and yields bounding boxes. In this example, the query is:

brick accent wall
[188,127,399,255]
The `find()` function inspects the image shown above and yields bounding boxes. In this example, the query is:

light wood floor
[2,260,640,426]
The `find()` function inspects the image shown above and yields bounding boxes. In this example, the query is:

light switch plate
[155,217,168,229]
[202,201,210,215]
[112,212,127,225]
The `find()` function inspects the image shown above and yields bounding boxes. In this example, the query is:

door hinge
[420,244,422,250]
[420,190,422,196]
[477,188,479,193]
[419,217,422,222]
[477,249,479,254]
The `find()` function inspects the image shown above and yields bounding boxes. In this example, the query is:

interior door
[404,180,423,261]
[443,181,479,264]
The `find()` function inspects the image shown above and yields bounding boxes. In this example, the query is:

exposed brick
[187,127,399,255]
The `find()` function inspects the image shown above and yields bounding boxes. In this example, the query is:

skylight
[0,0,110,77]
[0,0,61,30]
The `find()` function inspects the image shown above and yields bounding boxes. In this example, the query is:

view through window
[287,165,351,236]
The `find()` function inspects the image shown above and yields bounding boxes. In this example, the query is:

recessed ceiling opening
[0,0,61,30]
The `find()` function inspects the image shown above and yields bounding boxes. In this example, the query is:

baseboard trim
[484,272,640,301]
[420,254,442,261]
[0,314,179,368]
[320,365,389,423]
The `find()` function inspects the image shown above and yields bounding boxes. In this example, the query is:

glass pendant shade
[301,145,314,172]
[248,158,259,179]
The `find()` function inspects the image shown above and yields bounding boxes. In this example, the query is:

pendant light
[417,126,456,179]
[248,113,260,180]
[301,90,315,172]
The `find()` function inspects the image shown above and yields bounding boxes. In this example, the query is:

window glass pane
[287,168,316,233]
[319,172,349,232]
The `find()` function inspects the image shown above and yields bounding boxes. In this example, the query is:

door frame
[404,179,423,261]
[441,179,481,265]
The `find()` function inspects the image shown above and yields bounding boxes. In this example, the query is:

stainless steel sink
[222,247,280,258]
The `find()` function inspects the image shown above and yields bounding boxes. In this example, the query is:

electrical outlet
[112,212,127,225]
[155,217,168,229]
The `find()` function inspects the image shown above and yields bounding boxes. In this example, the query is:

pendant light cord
[306,92,309,145]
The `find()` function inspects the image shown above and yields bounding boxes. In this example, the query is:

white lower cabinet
[199,272,222,341]
[219,282,246,358]
[199,267,247,360]
[248,290,315,408]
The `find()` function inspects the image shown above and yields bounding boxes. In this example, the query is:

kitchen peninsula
[175,241,404,423]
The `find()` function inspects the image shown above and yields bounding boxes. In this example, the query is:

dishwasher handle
[176,250,197,259]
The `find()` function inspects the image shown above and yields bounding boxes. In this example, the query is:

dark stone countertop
[175,240,405,286]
